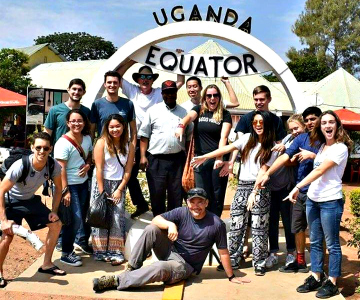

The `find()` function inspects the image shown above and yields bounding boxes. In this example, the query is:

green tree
[286,47,331,82]
[293,0,360,74]
[34,32,117,61]
[0,48,32,95]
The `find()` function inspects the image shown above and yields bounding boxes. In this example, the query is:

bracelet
[62,186,69,195]
[228,274,235,281]
[177,123,185,128]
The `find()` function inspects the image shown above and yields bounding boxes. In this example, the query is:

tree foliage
[34,32,117,61]
[293,0,360,74]
[0,48,32,95]
[286,47,331,82]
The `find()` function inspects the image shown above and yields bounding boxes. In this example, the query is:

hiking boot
[279,261,309,273]
[255,266,266,276]
[285,253,296,266]
[131,206,149,219]
[74,243,93,255]
[265,254,279,269]
[93,275,118,292]
[60,252,82,267]
[316,279,340,299]
[297,274,324,293]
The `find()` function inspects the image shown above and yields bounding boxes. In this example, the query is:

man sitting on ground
[0,132,65,288]
[93,188,250,292]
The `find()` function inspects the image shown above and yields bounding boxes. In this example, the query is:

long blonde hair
[200,84,223,122]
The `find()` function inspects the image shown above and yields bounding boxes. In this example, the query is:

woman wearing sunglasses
[191,111,277,276]
[54,109,93,267]
[285,111,352,298]
[91,114,135,265]
[176,84,232,217]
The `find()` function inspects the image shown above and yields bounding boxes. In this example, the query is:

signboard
[26,87,67,125]
[130,45,272,77]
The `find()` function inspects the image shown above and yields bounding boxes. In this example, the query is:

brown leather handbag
[182,136,195,192]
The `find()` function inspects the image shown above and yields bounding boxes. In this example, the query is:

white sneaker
[285,253,296,266]
[265,254,279,269]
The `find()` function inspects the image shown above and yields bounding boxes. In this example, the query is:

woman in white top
[286,111,352,298]
[54,109,93,267]
[91,114,134,265]
[192,110,277,276]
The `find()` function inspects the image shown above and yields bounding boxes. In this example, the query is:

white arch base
[85,21,302,112]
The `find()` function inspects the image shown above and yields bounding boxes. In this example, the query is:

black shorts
[5,195,51,231]
[291,191,308,234]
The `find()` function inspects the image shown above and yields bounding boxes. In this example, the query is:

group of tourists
[0,62,352,299]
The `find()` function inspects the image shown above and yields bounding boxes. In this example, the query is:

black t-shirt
[234,110,286,141]
[192,105,232,155]
[161,207,227,273]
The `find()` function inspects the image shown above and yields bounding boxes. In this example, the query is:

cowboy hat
[132,66,159,83]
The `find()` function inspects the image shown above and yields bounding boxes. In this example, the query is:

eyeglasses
[35,146,51,152]
[206,93,220,99]
[252,120,264,126]
[139,74,153,80]
[69,120,84,125]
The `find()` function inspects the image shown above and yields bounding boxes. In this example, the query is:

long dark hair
[66,109,90,135]
[310,110,353,153]
[100,114,129,156]
[241,110,275,165]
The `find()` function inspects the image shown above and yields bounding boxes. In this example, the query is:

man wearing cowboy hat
[117,62,185,218]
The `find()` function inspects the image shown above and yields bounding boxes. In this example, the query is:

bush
[347,189,360,261]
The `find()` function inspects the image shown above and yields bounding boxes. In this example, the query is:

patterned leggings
[229,180,270,267]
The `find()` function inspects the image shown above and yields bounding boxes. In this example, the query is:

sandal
[110,254,125,266]
[38,265,66,276]
[0,276,7,288]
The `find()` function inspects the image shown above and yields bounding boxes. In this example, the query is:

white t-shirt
[233,133,277,181]
[54,135,93,185]
[121,78,162,132]
[103,143,128,180]
[307,142,348,202]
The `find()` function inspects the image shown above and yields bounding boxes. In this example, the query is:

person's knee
[144,224,161,235]
[47,220,62,232]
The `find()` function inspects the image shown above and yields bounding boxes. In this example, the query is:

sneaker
[255,266,266,276]
[216,264,241,272]
[55,241,62,252]
[110,253,125,266]
[316,279,340,298]
[265,254,279,269]
[93,275,118,292]
[60,252,82,267]
[279,261,309,273]
[70,252,82,262]
[131,206,149,219]
[297,274,325,293]
[285,254,296,266]
[74,243,93,255]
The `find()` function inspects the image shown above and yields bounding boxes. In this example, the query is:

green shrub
[347,189,360,264]
[350,189,360,217]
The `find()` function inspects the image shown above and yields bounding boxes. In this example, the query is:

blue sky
[0,0,307,61]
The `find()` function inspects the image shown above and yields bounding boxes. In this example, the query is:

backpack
[0,149,55,188]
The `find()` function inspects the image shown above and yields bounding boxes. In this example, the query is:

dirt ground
[0,185,360,300]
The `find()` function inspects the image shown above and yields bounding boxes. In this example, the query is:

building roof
[16,43,67,62]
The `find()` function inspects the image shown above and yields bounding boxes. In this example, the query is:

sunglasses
[206,93,220,99]
[252,119,264,126]
[187,188,208,199]
[35,146,51,152]
[139,74,153,80]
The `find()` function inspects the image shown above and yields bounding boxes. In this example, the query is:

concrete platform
[4,215,345,300]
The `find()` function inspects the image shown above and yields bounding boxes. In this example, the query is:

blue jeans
[306,198,343,278]
[62,180,89,255]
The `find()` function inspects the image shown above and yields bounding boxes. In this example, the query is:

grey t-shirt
[161,207,227,274]
[5,154,61,200]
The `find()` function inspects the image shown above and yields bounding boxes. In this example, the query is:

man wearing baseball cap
[137,80,192,216]
[117,63,185,218]
[93,188,251,292]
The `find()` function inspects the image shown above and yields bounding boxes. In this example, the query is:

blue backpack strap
[18,155,30,186]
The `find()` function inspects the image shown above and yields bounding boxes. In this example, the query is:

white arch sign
[85,21,302,111]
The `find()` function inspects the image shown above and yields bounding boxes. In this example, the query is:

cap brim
[187,195,208,201]
[132,73,159,83]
